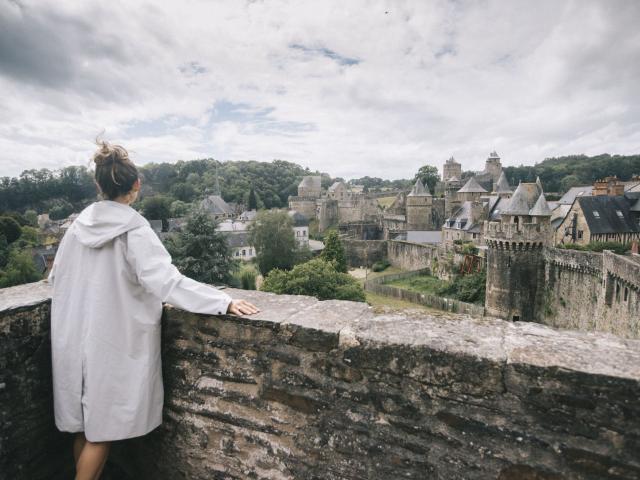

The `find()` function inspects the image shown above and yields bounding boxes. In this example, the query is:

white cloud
[0,0,639,179]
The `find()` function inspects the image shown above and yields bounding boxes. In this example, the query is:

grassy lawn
[365,291,436,314]
[349,266,403,284]
[386,274,448,294]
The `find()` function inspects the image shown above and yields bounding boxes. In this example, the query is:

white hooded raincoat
[48,200,232,442]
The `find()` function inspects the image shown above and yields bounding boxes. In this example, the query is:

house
[223,231,256,260]
[288,210,310,247]
[555,195,640,245]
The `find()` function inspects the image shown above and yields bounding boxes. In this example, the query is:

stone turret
[457,177,487,203]
[484,181,552,322]
[406,179,433,230]
[442,156,462,181]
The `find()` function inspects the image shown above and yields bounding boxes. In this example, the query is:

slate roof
[222,231,251,248]
[458,177,487,194]
[530,193,552,216]
[444,201,476,231]
[502,182,550,216]
[408,179,431,196]
[328,181,348,192]
[493,171,512,193]
[201,195,233,215]
[406,230,442,244]
[578,196,640,235]
[558,186,593,205]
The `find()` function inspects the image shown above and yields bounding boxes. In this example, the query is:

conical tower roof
[494,171,512,193]
[502,183,532,215]
[458,176,487,193]
[408,179,431,196]
[529,192,552,216]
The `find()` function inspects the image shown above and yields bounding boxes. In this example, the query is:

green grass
[386,275,448,294]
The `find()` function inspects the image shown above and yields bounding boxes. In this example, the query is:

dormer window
[615,210,624,219]
[593,211,600,218]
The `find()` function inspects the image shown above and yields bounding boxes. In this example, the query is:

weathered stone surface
[1,280,640,480]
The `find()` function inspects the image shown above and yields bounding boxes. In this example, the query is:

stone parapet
[485,220,551,246]
[2,281,640,479]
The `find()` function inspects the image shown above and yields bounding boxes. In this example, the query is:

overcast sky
[1,0,639,180]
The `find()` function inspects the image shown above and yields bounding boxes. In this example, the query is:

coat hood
[72,200,150,248]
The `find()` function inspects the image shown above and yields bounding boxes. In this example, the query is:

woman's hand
[227,299,260,316]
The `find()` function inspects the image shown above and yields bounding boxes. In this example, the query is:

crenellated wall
[2,281,640,479]
[541,249,640,338]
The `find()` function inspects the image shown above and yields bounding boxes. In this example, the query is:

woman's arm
[124,224,241,315]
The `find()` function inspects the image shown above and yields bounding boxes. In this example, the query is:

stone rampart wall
[342,239,387,267]
[2,282,640,479]
[387,240,439,271]
[541,248,640,339]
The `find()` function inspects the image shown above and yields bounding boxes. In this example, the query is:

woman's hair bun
[93,139,130,166]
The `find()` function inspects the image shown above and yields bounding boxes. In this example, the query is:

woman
[48,141,259,480]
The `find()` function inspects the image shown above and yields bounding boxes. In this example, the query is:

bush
[559,241,630,255]
[261,258,365,302]
[372,260,390,272]
[0,216,22,244]
[239,267,257,290]
[437,270,486,304]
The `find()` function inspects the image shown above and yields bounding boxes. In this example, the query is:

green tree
[0,248,42,288]
[49,200,74,220]
[414,165,440,194]
[0,216,22,243]
[24,209,38,227]
[141,195,173,230]
[170,200,191,218]
[261,258,365,302]
[247,188,258,210]
[320,230,348,273]
[164,208,237,285]
[248,210,297,275]
[560,174,582,192]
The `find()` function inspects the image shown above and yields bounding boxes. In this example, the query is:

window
[624,287,629,302]
[235,251,239,257]
[592,211,600,218]
[616,210,624,219]
[507,256,512,267]
[578,230,583,239]
[242,249,246,256]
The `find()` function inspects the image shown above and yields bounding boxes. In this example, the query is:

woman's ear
[133,178,141,191]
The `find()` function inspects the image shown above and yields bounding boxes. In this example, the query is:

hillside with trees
[502,154,640,193]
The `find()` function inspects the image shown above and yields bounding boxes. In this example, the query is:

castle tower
[457,177,487,203]
[484,151,503,184]
[484,181,552,322]
[406,179,433,230]
[442,156,462,181]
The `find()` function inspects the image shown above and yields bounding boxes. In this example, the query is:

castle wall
[387,240,439,271]
[317,199,338,231]
[485,242,546,322]
[3,282,640,479]
[288,197,317,219]
[342,239,387,267]
[541,249,640,339]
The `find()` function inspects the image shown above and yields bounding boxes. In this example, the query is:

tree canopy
[164,208,237,285]
[413,165,440,194]
[248,210,297,275]
[320,230,348,273]
[261,258,365,302]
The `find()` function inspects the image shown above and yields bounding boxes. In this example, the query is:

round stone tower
[484,181,552,322]
[406,179,433,230]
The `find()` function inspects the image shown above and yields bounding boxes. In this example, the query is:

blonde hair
[92,140,139,200]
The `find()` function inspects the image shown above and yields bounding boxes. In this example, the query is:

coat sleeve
[124,225,233,315]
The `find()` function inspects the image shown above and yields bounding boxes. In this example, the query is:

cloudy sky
[1,0,639,179]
